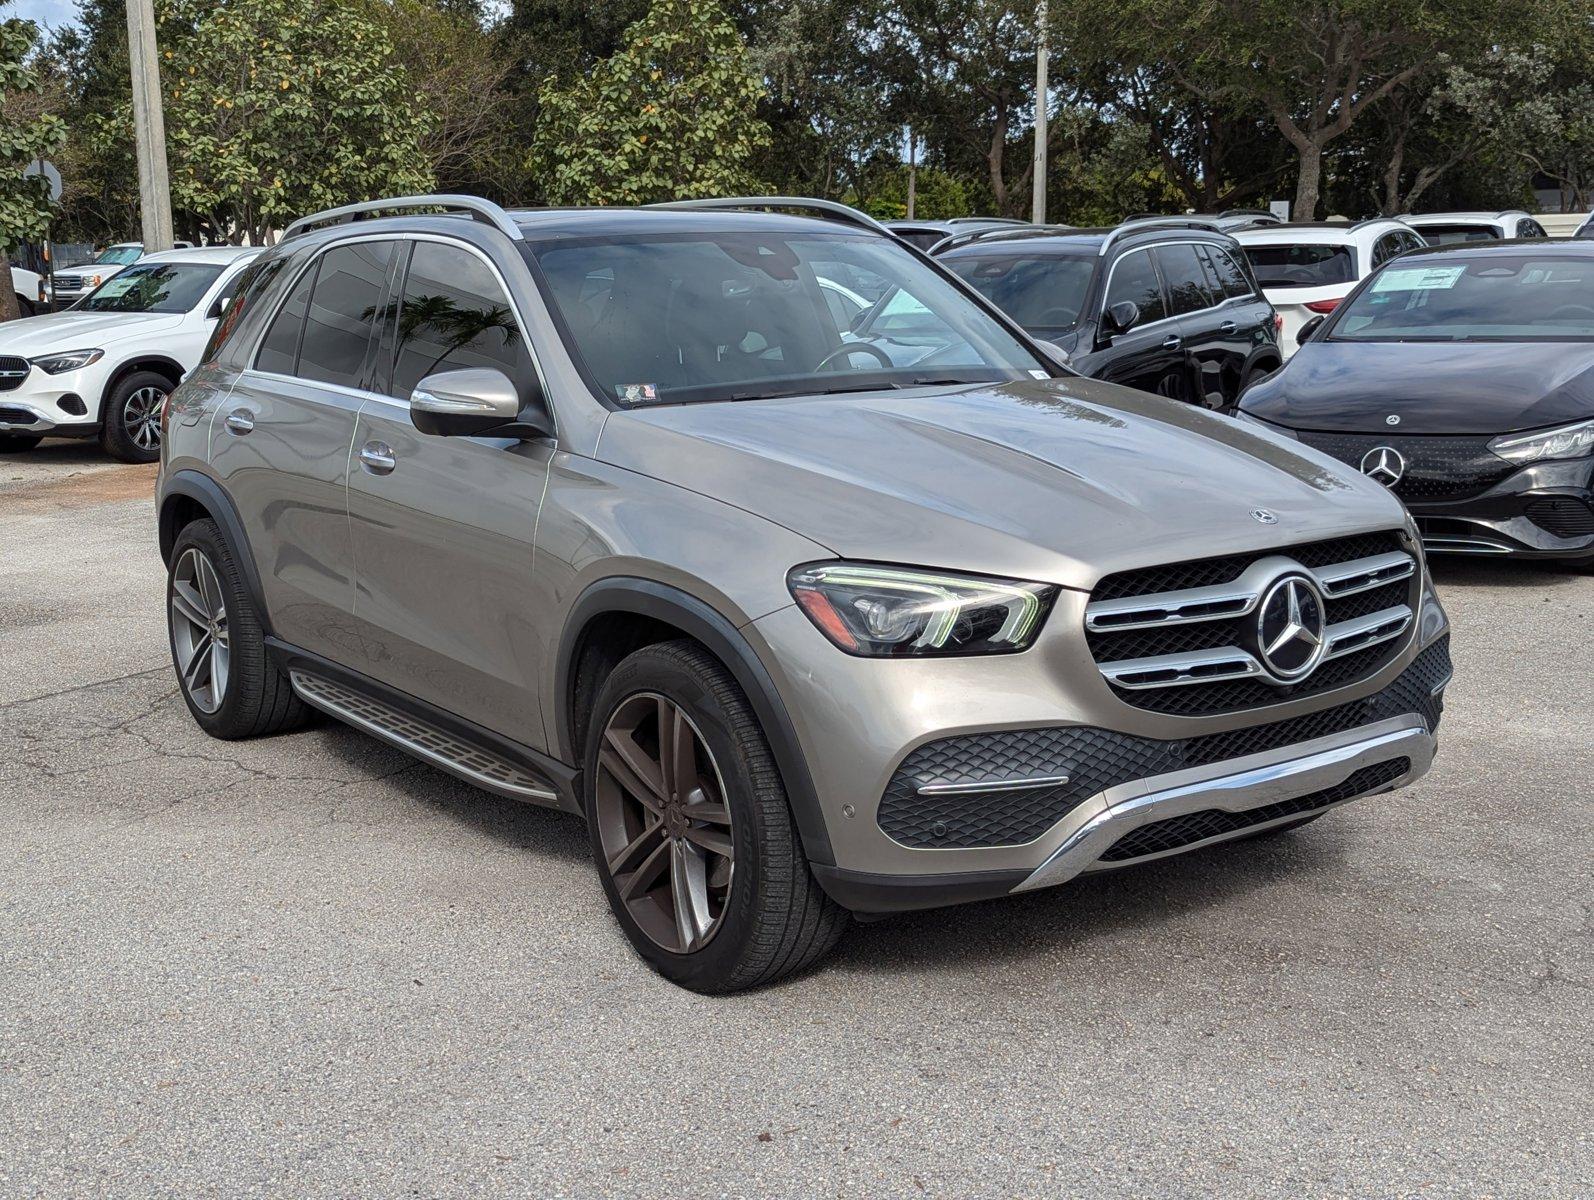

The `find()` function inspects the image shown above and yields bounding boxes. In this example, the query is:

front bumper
[0,366,103,437]
[1406,456,1594,559]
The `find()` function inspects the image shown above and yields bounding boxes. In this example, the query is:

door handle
[223,410,254,435]
[359,441,396,475]
[1161,335,1183,350]
[1219,321,1238,334]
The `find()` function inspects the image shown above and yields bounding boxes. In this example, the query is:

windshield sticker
[93,275,141,298]
[615,383,658,405]
[1028,369,1050,379]
[1372,266,1465,293]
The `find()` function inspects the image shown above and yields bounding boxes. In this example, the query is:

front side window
[1243,243,1356,288]
[1104,249,1167,325]
[530,231,1048,406]
[79,263,223,313]
[945,252,1096,334]
[1332,255,1594,342]
[390,242,535,401]
[1155,243,1216,316]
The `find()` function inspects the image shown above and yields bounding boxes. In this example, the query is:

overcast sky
[11,0,78,30]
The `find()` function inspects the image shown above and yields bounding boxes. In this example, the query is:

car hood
[1241,341,1594,435]
[0,310,183,354]
[54,263,127,282]
[597,378,1405,592]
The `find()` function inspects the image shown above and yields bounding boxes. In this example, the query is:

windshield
[1331,256,1594,342]
[96,246,143,266]
[1244,243,1355,288]
[79,263,222,313]
[944,254,1094,334]
[530,231,1048,405]
[1415,224,1500,246]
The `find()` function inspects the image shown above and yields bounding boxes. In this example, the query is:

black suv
[935,219,1281,409]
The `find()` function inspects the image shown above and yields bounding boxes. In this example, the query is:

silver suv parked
[156,196,1452,992]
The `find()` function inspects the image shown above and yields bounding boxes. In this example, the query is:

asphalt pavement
[1,441,1589,1198]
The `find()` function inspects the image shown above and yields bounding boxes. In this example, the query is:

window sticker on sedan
[1372,266,1466,293]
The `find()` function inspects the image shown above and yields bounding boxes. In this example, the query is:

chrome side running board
[290,670,562,806]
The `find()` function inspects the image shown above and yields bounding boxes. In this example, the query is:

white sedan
[0,246,260,462]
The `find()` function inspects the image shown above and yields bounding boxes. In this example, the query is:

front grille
[0,355,29,392]
[1297,431,1515,502]
[0,405,38,425]
[1086,531,1417,716]
[1526,497,1594,539]
[1098,758,1411,862]
[875,637,1449,848]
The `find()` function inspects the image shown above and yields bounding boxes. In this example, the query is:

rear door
[1092,248,1187,399]
[1155,241,1233,408]
[343,236,555,744]
[210,238,399,663]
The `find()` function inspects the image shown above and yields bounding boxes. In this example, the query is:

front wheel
[584,640,848,993]
[100,370,172,463]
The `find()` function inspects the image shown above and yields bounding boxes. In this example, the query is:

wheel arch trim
[158,468,272,637]
[555,577,835,866]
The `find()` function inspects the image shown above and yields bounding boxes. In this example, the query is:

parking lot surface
[2,443,1590,1198]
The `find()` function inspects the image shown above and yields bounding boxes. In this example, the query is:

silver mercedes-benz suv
[155,195,1451,992]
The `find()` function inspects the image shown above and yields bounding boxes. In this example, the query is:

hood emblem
[1250,508,1278,525]
[1254,574,1327,683]
[1386,414,1401,426]
[1360,445,1407,487]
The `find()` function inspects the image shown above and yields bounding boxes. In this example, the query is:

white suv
[1232,219,1426,359]
[1403,211,1548,245]
[0,246,259,461]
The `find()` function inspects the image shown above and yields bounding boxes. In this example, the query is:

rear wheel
[167,518,310,739]
[0,433,41,453]
[584,640,847,993]
[100,370,172,463]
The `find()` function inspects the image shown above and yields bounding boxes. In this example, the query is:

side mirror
[1296,314,1326,347]
[206,294,231,320]
[1105,300,1140,336]
[410,367,552,439]
[1034,339,1071,369]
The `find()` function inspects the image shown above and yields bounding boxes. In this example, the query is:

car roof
[1402,211,1527,224]
[1384,237,1594,261]
[137,245,263,265]
[936,221,1239,258]
[1230,219,1410,243]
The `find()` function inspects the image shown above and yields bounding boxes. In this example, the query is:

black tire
[16,296,35,317]
[167,518,310,739]
[0,433,41,453]
[99,369,172,463]
[583,640,848,993]
[1239,361,1277,397]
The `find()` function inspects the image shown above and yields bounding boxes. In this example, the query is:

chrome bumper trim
[1012,721,1434,893]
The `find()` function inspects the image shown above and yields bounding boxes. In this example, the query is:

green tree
[159,0,434,243]
[0,6,64,320]
[532,0,770,205]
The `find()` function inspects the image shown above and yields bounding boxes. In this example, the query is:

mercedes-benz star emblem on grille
[1360,445,1407,487]
[0,369,24,380]
[1250,508,1278,525]
[1254,575,1327,682]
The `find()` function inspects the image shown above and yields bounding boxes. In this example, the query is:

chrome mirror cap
[410,367,521,422]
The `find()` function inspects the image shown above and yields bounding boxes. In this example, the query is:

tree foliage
[532,0,770,205]
[0,9,64,251]
[158,0,434,242]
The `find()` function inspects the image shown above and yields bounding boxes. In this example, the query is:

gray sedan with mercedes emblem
[155,194,1450,992]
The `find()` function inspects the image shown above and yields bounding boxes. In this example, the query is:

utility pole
[1030,0,1048,226]
[906,127,917,220]
[125,0,174,251]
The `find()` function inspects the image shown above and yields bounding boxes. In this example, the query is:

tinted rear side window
[201,258,283,365]
[1244,244,1355,288]
[391,242,534,402]
[1155,243,1215,316]
[297,242,394,390]
[255,261,316,375]
[1202,245,1253,299]
[1104,249,1167,324]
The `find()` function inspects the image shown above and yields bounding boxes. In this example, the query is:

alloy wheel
[169,547,230,714]
[593,692,735,954]
[123,385,167,451]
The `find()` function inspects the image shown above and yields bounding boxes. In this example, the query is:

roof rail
[1218,208,1277,220]
[1350,216,1404,230]
[1098,216,1223,256]
[644,196,892,237]
[282,194,524,242]
[929,223,1075,254]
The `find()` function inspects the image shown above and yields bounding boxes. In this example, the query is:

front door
[1092,247,1190,400]
[344,237,555,747]
[210,239,398,663]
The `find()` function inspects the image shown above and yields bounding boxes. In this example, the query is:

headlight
[788,562,1057,657]
[31,349,103,374]
[1489,418,1594,465]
